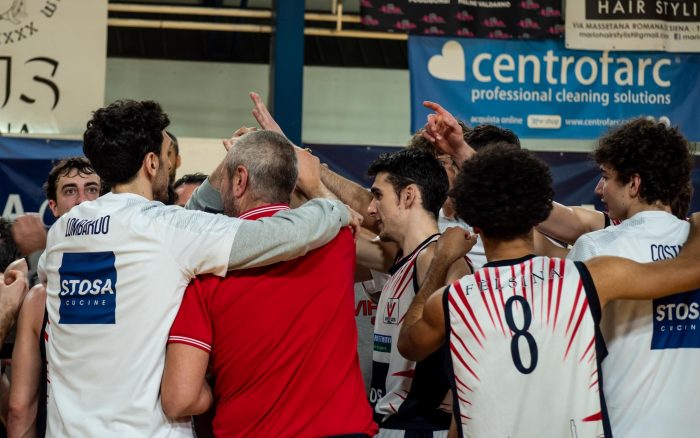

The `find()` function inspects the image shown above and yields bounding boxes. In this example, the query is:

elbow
[7,401,34,435]
[160,388,193,421]
[397,334,425,362]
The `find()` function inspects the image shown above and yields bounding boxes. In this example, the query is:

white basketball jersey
[371,234,453,430]
[438,209,486,269]
[447,255,608,438]
[568,210,697,438]
[38,193,238,438]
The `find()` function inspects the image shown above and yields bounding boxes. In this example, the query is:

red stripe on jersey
[579,337,595,363]
[528,258,536,321]
[389,403,398,414]
[552,259,566,332]
[393,391,407,400]
[44,330,48,342]
[510,265,518,297]
[565,281,584,335]
[589,379,599,389]
[452,326,478,362]
[456,393,472,406]
[453,282,486,341]
[494,269,511,336]
[564,297,589,360]
[582,412,603,422]
[460,413,472,421]
[546,258,556,325]
[449,293,484,349]
[475,271,498,331]
[391,369,415,378]
[483,268,507,337]
[391,260,416,300]
[451,342,480,381]
[454,373,473,392]
[539,257,546,325]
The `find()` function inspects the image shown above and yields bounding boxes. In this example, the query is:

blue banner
[0,137,83,225]
[409,36,700,141]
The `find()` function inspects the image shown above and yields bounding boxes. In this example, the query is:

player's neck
[624,200,672,220]
[399,215,439,256]
[482,232,535,263]
[112,177,154,201]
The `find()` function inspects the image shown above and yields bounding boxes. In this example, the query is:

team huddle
[0,94,699,438]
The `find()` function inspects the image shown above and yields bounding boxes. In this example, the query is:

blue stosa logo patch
[58,252,117,324]
[652,290,700,349]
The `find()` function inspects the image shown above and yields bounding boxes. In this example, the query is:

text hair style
[43,157,98,201]
[174,172,207,189]
[83,100,170,186]
[368,148,449,219]
[406,120,473,156]
[593,118,693,210]
[225,131,297,204]
[465,124,521,151]
[453,144,553,239]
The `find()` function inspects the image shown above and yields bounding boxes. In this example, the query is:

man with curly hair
[37,100,359,438]
[397,144,700,437]
[566,118,697,438]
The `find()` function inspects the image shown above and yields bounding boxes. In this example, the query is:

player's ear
[627,173,642,198]
[402,184,417,209]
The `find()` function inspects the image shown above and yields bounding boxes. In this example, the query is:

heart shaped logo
[427,40,465,81]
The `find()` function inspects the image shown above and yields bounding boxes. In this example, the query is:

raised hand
[250,92,285,136]
[422,101,475,167]
[222,126,257,152]
[12,214,47,256]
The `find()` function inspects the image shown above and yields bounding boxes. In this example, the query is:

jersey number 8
[505,296,538,374]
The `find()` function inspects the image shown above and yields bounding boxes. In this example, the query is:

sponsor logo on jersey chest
[58,251,116,324]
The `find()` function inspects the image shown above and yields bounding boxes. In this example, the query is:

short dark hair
[226,131,297,204]
[166,130,179,156]
[83,100,170,186]
[368,149,448,220]
[44,157,98,202]
[465,124,521,151]
[173,172,207,190]
[0,218,19,272]
[406,120,472,156]
[453,144,553,239]
[594,118,693,210]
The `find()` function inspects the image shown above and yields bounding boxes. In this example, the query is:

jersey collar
[238,204,290,220]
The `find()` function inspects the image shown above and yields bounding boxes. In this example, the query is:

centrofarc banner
[409,36,700,141]
[361,0,564,39]
[0,0,108,135]
[566,0,700,52]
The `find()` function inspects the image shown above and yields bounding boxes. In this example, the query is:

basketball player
[398,144,700,437]
[567,118,697,438]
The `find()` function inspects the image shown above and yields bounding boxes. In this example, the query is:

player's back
[196,226,375,437]
[40,193,238,438]
[446,255,609,438]
[568,210,697,437]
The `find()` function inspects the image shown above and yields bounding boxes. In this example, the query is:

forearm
[228,199,349,269]
[185,178,223,213]
[452,141,475,169]
[7,400,37,438]
[320,166,377,232]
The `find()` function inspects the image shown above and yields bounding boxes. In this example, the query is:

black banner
[360,0,564,39]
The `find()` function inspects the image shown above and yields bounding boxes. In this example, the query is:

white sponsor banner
[566,0,700,52]
[0,0,107,135]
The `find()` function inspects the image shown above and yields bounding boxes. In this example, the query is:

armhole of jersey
[573,261,612,438]
[442,285,464,438]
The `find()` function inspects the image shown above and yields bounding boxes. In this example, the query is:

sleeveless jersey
[370,233,453,430]
[447,255,609,438]
[568,210,698,438]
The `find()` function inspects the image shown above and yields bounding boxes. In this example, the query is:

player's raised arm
[422,101,475,168]
[586,213,700,307]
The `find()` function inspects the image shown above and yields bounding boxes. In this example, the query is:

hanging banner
[409,36,700,141]
[0,0,108,135]
[0,136,83,225]
[565,0,700,52]
[361,0,564,39]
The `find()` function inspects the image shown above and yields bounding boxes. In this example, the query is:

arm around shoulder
[227,198,350,270]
